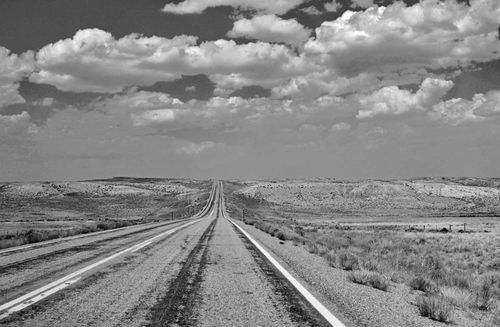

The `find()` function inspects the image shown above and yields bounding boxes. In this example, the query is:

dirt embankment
[234,178,500,216]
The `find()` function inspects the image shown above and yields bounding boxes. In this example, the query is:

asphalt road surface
[0,182,344,327]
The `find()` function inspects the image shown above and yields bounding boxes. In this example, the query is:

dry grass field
[225,178,500,326]
[0,178,211,249]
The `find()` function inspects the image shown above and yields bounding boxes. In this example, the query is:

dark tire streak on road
[231,223,330,327]
[147,218,217,327]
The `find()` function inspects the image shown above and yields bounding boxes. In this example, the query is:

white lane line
[226,217,346,327]
[131,241,152,253]
[0,277,81,320]
[0,218,203,318]
[193,182,216,218]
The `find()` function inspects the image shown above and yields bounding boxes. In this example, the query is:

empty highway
[0,182,345,327]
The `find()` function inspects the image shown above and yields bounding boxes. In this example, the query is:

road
[0,181,345,327]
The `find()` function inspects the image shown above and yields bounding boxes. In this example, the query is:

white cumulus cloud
[0,47,35,109]
[30,29,308,93]
[0,111,37,143]
[305,0,500,75]
[331,122,351,132]
[162,0,304,15]
[131,109,177,126]
[176,141,217,155]
[227,14,311,46]
[355,78,454,119]
[430,90,500,125]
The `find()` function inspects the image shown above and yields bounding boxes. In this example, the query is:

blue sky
[0,0,499,181]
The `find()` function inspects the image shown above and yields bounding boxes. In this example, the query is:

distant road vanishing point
[0,181,345,327]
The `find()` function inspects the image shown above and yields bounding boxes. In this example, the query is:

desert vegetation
[0,178,211,249]
[225,178,500,325]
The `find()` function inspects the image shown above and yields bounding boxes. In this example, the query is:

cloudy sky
[0,0,499,181]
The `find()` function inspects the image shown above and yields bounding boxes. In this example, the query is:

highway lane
[0,181,345,327]
[0,182,217,317]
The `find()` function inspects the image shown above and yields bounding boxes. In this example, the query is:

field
[0,177,211,249]
[224,178,500,326]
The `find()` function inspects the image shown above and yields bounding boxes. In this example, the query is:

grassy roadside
[224,180,500,326]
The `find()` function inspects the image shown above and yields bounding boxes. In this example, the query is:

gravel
[232,219,465,327]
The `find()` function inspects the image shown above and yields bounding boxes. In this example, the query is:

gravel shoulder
[232,219,452,327]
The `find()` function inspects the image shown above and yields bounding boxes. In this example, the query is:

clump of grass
[0,238,24,249]
[243,217,257,225]
[442,273,472,290]
[409,276,438,294]
[305,241,318,254]
[416,295,453,323]
[348,270,389,291]
[337,251,360,271]
[440,286,474,309]
[275,229,287,241]
[484,307,500,327]
[274,228,303,242]
[254,221,278,236]
[361,258,381,272]
[324,250,336,267]
[474,273,500,311]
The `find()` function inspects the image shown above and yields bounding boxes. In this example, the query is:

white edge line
[0,277,81,320]
[0,218,202,315]
[226,216,346,327]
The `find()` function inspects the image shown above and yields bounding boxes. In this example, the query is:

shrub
[443,273,472,290]
[337,252,360,271]
[409,276,438,294]
[26,230,48,243]
[423,254,445,271]
[440,286,473,309]
[276,229,287,241]
[474,273,500,311]
[243,216,257,225]
[255,221,277,236]
[485,307,500,327]
[348,270,389,291]
[305,241,318,254]
[274,228,302,242]
[324,250,336,267]
[0,238,24,249]
[362,258,381,272]
[416,295,453,323]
